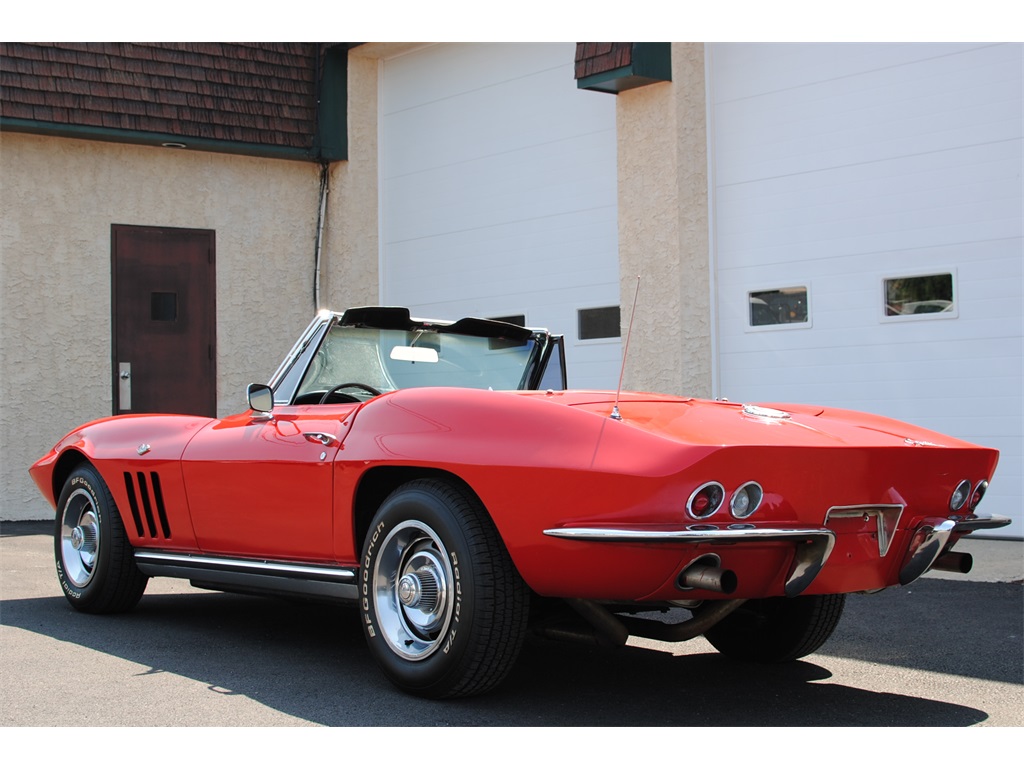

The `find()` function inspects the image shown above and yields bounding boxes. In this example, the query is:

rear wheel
[703,593,845,662]
[360,478,529,698]
[54,464,148,613]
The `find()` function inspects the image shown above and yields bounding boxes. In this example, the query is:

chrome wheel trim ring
[60,488,100,588]
[372,520,454,661]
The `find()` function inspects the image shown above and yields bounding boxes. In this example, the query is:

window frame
[576,305,622,344]
[879,268,959,323]
[744,283,813,332]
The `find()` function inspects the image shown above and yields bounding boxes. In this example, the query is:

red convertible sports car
[30,307,1009,698]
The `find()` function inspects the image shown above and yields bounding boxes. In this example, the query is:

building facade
[2,42,1020,537]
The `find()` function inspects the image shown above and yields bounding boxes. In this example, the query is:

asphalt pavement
[2,520,1021,733]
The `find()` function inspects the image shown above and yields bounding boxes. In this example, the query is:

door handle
[303,432,338,447]
[118,362,132,410]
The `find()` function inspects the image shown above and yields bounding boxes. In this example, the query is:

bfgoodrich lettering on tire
[360,478,529,698]
[54,464,148,613]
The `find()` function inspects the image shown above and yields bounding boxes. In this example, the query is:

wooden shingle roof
[574,42,671,94]
[0,43,343,160]
[574,43,633,80]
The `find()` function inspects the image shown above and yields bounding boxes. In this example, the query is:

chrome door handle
[118,362,132,410]
[303,432,338,446]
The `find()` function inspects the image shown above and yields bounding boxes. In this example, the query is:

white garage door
[379,43,621,389]
[710,43,1023,538]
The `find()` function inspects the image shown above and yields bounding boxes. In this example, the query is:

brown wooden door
[112,225,216,417]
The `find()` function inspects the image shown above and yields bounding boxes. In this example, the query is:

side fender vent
[123,471,172,540]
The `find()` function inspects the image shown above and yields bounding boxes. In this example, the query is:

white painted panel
[714,44,1021,186]
[711,42,1023,538]
[381,43,620,389]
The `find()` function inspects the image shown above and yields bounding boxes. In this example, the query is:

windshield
[293,325,540,401]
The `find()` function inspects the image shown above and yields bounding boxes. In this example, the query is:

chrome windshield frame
[268,310,337,405]
[266,308,562,405]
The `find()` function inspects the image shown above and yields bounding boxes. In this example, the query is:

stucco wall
[0,127,377,521]
[323,49,382,311]
[617,42,711,398]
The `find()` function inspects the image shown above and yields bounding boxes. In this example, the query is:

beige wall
[617,42,711,398]
[322,49,384,311]
[1,42,710,520]
[1,112,379,519]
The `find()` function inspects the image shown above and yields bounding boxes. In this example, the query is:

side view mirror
[247,383,274,417]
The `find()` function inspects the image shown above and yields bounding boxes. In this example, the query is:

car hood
[525,390,982,450]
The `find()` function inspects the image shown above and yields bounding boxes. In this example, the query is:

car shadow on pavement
[2,582,1010,727]
[0,520,51,537]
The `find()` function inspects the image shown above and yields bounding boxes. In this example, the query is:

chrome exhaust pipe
[930,550,973,574]
[678,559,738,594]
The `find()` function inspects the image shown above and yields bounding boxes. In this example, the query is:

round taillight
[687,482,725,519]
[969,480,989,511]
[950,479,972,512]
[730,482,763,519]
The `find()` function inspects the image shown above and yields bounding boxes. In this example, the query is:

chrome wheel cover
[372,520,454,661]
[60,488,100,588]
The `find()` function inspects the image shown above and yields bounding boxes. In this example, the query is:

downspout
[313,43,327,311]
[314,161,329,310]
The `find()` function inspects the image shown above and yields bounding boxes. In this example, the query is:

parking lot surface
[2,521,1021,728]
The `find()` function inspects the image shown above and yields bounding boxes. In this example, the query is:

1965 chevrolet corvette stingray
[30,307,1009,698]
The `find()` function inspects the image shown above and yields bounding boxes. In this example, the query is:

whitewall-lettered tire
[360,478,529,698]
[54,464,148,613]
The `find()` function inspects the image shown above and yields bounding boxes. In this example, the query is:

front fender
[30,414,213,550]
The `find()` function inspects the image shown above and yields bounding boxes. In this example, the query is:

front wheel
[360,478,529,698]
[703,593,846,662]
[54,464,148,613]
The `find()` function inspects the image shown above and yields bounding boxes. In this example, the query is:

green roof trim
[0,117,321,162]
[577,42,672,94]
[315,45,348,162]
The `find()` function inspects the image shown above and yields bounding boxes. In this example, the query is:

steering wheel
[319,382,383,404]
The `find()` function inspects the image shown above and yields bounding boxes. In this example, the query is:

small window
[884,273,955,318]
[151,292,178,322]
[749,287,808,327]
[578,306,620,340]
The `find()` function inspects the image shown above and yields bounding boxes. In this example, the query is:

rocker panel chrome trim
[134,550,359,601]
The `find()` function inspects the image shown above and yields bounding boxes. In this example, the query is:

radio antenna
[611,275,640,421]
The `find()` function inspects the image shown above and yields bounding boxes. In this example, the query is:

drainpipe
[314,160,329,310]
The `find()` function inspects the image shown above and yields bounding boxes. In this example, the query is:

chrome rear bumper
[543,525,835,598]
[899,514,1012,585]
[544,513,1011,596]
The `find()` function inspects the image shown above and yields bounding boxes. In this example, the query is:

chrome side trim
[543,525,835,597]
[825,504,904,557]
[134,550,358,602]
